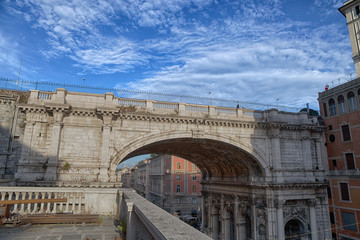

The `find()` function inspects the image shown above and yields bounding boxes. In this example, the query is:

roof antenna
[16,58,23,90]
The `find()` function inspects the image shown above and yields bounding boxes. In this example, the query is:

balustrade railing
[215,107,237,115]
[0,188,85,215]
[118,99,146,107]
[38,91,53,101]
[185,104,208,112]
[153,102,179,110]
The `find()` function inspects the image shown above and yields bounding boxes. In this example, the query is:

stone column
[269,128,282,182]
[224,205,231,240]
[275,200,285,240]
[251,199,257,240]
[99,115,112,182]
[208,195,213,236]
[45,111,63,181]
[234,196,240,240]
[16,120,35,179]
[201,192,207,231]
[211,205,219,240]
[309,199,318,240]
[220,195,225,240]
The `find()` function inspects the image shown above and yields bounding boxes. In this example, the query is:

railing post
[146,100,154,110]
[209,106,216,116]
[126,202,136,240]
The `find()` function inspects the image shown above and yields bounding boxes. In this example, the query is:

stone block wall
[0,91,27,179]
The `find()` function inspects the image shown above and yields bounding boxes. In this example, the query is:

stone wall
[0,90,28,180]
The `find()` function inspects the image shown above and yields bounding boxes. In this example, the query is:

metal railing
[0,77,301,112]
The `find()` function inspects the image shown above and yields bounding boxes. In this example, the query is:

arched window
[338,95,346,114]
[176,185,181,192]
[348,91,357,111]
[177,163,181,170]
[329,98,336,116]
[192,185,197,193]
[323,102,328,117]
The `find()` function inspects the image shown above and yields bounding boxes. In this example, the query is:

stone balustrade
[0,186,117,215]
[26,88,320,124]
[118,188,211,240]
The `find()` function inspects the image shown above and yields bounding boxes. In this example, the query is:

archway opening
[285,219,306,240]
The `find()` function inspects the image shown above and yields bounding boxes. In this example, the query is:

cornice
[17,104,323,132]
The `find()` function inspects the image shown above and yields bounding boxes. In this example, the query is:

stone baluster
[46,193,52,213]
[32,192,39,214]
[13,192,20,213]
[26,192,33,214]
[20,192,25,213]
[59,193,64,213]
[275,199,285,240]
[65,193,70,213]
[71,193,76,212]
[52,193,59,213]
[77,193,83,214]
[309,199,318,240]
[40,192,46,212]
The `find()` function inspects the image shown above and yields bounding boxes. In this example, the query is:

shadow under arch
[111,131,270,179]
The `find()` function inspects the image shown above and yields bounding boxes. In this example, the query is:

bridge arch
[111,131,270,179]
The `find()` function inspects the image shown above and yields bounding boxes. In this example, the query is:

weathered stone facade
[0,88,331,239]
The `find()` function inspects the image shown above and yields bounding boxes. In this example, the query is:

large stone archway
[110,131,269,180]
[4,89,331,239]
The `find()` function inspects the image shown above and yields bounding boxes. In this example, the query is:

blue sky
[0,0,355,111]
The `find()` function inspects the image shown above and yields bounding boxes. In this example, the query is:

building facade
[317,2,360,239]
[319,78,360,240]
[126,154,202,217]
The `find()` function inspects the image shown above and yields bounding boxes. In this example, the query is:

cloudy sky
[0,0,355,110]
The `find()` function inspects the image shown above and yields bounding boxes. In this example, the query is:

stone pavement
[0,216,121,240]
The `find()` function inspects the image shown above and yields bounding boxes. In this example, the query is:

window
[329,98,336,116]
[192,164,196,171]
[341,124,351,141]
[192,175,197,181]
[192,198,197,203]
[332,160,337,167]
[329,125,333,131]
[356,5,360,15]
[327,187,332,199]
[345,153,355,170]
[177,162,181,170]
[192,185,197,193]
[176,175,181,180]
[340,183,350,201]
[176,198,180,203]
[342,212,357,231]
[330,212,335,224]
[323,102,328,117]
[329,134,336,143]
[176,185,181,192]
[347,92,357,111]
[338,95,346,114]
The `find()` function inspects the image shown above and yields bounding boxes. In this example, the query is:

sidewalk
[0,216,120,240]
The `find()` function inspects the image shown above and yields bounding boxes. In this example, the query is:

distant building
[125,154,202,217]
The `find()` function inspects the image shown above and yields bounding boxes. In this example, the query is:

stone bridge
[0,88,331,239]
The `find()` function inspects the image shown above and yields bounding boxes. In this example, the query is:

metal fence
[0,77,301,112]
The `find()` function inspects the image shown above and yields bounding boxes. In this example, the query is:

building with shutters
[317,2,360,239]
